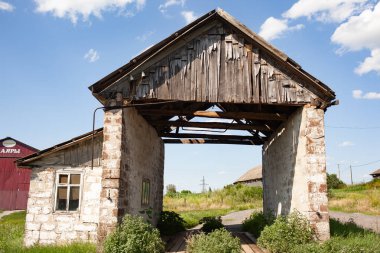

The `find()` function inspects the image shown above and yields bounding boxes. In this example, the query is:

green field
[0,212,95,253]
[329,180,380,215]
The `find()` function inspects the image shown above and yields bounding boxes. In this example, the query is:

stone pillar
[97,100,124,242]
[97,101,165,243]
[262,105,329,241]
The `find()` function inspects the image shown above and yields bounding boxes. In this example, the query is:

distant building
[234,165,262,187]
[370,169,380,179]
[0,137,38,210]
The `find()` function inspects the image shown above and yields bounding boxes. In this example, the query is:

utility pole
[337,164,341,179]
[350,165,353,185]
[200,176,208,193]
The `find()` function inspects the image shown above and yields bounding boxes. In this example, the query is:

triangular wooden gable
[90,9,335,107]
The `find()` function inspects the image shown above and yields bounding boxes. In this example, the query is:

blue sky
[1,0,380,192]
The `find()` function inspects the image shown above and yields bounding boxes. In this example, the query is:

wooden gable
[90,9,335,107]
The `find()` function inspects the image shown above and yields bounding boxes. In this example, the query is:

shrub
[187,228,240,253]
[157,211,185,236]
[199,216,224,233]
[103,214,165,253]
[242,211,274,238]
[257,211,314,253]
[327,173,346,189]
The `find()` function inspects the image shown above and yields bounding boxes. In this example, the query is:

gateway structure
[18,9,336,246]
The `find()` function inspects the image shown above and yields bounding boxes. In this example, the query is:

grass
[164,184,263,228]
[329,179,380,215]
[0,211,96,253]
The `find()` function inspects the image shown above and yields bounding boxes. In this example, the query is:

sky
[1,0,380,192]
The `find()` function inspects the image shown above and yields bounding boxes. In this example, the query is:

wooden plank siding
[110,22,316,105]
[26,136,103,167]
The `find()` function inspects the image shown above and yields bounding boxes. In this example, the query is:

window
[55,173,81,211]
[141,179,150,206]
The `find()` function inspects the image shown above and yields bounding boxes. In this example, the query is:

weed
[187,228,240,253]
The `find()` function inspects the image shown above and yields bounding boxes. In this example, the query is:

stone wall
[98,104,164,242]
[262,105,329,240]
[24,166,102,246]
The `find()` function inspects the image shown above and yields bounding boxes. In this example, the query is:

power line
[351,159,380,168]
[326,125,380,129]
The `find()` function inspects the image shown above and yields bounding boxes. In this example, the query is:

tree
[327,173,346,189]
[166,184,177,197]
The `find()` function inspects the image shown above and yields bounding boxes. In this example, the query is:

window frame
[141,179,150,206]
[54,171,83,212]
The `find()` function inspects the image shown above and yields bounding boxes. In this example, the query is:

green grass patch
[179,209,233,228]
[0,211,96,253]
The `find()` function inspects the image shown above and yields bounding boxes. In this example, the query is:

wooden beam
[159,133,265,142]
[138,109,287,121]
[152,120,272,131]
[163,139,256,145]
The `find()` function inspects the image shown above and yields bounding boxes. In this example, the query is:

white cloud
[283,0,370,23]
[84,49,99,63]
[159,0,185,13]
[34,0,145,24]
[355,49,380,75]
[217,171,227,175]
[259,17,304,41]
[0,1,14,11]
[181,10,197,24]
[330,2,380,74]
[352,89,380,99]
[136,30,154,41]
[339,141,354,147]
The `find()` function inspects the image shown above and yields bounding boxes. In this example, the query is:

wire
[351,159,380,168]
[326,125,380,129]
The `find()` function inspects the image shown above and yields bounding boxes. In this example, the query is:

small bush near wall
[199,216,224,233]
[242,211,274,238]
[157,211,185,236]
[187,228,240,253]
[257,212,314,253]
[104,214,165,253]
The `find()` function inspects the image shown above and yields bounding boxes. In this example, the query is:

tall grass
[0,211,96,253]
[329,179,380,215]
[164,184,263,212]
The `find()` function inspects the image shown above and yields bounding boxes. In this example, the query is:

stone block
[41,223,56,231]
[40,231,57,240]
[26,222,41,231]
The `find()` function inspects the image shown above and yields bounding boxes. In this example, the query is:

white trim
[54,170,83,212]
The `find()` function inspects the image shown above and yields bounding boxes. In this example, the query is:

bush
[292,233,380,253]
[157,211,185,236]
[257,212,314,253]
[242,211,274,238]
[187,228,241,253]
[199,216,224,233]
[103,214,165,253]
[327,173,346,190]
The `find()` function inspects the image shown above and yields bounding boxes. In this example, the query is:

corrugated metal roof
[234,165,262,183]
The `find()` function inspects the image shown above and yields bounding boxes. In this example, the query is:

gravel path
[0,210,24,220]
[330,211,380,233]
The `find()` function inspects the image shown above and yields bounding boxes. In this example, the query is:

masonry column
[97,99,124,243]
[262,105,329,241]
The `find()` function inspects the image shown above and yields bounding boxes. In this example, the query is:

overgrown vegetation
[164,184,263,227]
[242,211,274,238]
[329,179,380,215]
[157,211,185,236]
[327,173,346,189]
[243,211,380,253]
[179,209,232,228]
[0,211,95,253]
[186,228,241,253]
[199,216,223,233]
[257,212,314,253]
[164,184,263,212]
[104,214,165,253]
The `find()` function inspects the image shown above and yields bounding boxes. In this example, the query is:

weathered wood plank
[163,139,256,145]
[152,120,272,131]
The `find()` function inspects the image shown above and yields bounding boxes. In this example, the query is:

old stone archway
[19,9,336,246]
[91,9,336,242]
